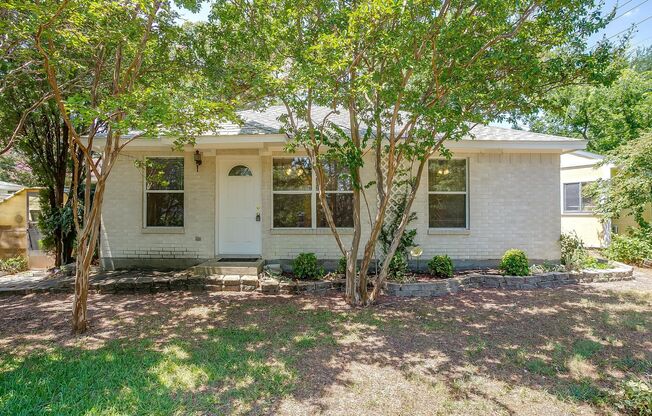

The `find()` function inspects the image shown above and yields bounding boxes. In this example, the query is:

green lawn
[0,286,650,415]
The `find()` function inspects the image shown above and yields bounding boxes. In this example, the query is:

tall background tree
[0,72,76,266]
[523,47,652,153]
[207,0,619,305]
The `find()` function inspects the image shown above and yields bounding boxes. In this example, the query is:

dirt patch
[1,285,650,415]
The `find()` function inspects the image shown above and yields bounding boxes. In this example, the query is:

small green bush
[336,256,347,274]
[292,253,324,280]
[428,255,454,278]
[499,249,530,276]
[0,256,28,274]
[605,234,652,265]
[615,377,652,415]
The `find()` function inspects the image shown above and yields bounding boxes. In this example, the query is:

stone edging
[0,263,633,297]
[385,262,633,297]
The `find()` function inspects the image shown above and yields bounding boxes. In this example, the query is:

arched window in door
[228,165,252,176]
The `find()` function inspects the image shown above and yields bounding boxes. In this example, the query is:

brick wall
[100,149,561,270]
[100,151,215,269]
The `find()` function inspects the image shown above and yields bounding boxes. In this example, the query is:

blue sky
[177,0,652,49]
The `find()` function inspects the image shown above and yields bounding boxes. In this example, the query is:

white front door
[218,158,262,255]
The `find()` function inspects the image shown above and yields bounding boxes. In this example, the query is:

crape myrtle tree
[29,0,235,333]
[209,0,618,305]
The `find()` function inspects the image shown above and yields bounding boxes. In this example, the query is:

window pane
[581,182,595,211]
[428,159,466,192]
[273,158,312,191]
[429,194,466,228]
[317,193,354,227]
[273,193,312,227]
[147,193,184,227]
[320,161,352,191]
[228,165,252,176]
[564,183,580,211]
[146,158,184,190]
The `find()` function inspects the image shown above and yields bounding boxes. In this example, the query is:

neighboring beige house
[560,150,652,248]
[98,106,586,271]
[0,184,52,268]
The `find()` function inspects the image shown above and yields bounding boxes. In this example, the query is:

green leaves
[592,134,652,230]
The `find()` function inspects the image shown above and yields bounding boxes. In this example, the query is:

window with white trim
[272,157,353,228]
[563,182,595,213]
[145,157,184,227]
[428,159,468,228]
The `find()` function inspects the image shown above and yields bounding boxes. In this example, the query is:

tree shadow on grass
[0,286,650,414]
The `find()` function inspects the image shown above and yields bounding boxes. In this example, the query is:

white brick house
[99,106,585,270]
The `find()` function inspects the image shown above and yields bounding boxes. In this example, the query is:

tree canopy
[206,0,620,304]
[525,47,652,153]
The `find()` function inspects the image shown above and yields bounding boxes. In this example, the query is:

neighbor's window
[145,157,184,227]
[563,182,595,213]
[272,157,353,228]
[428,159,468,228]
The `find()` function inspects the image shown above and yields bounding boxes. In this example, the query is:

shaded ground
[0,284,650,415]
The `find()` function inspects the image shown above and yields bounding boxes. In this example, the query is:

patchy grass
[0,283,650,415]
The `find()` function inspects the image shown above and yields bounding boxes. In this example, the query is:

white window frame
[271,156,353,229]
[428,158,469,230]
[563,181,594,214]
[143,156,185,229]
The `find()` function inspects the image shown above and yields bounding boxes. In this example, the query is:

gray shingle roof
[207,105,580,142]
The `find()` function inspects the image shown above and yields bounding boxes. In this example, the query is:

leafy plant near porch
[207,0,620,306]
[292,253,325,280]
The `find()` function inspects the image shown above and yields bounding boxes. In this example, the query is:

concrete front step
[192,258,264,277]
[204,274,260,291]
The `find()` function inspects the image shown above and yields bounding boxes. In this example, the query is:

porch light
[285,167,292,176]
[194,150,203,172]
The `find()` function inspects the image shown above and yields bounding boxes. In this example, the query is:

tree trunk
[70,173,105,334]
[71,255,89,333]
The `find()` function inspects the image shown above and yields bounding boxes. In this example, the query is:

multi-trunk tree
[208,0,619,305]
[20,0,235,332]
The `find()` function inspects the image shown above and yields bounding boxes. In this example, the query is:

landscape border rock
[386,262,634,297]
[0,263,633,297]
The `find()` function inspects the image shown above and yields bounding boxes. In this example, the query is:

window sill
[428,228,470,235]
[270,228,354,235]
[141,227,185,234]
[561,212,596,217]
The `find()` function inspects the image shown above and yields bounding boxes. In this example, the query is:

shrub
[605,233,652,265]
[499,249,530,276]
[292,253,324,280]
[615,377,652,415]
[336,256,347,274]
[0,256,28,274]
[428,255,454,278]
[560,232,590,271]
[388,253,409,280]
